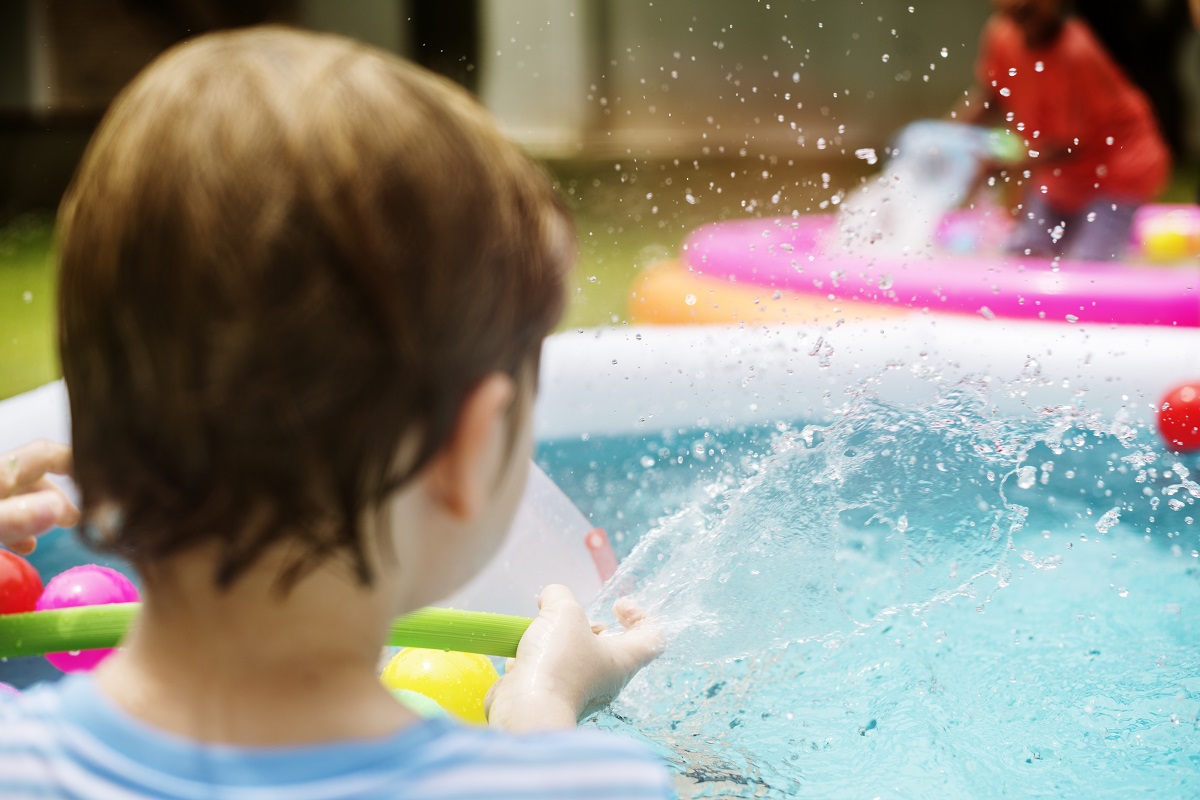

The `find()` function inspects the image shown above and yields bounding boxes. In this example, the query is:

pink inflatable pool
[683,214,1200,326]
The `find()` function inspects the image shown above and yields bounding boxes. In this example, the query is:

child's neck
[93,547,420,746]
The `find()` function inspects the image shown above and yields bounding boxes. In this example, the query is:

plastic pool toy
[0,603,533,660]
[380,647,499,724]
[35,565,139,672]
[440,462,614,617]
[0,551,43,615]
[1137,205,1200,264]
[1157,383,1200,452]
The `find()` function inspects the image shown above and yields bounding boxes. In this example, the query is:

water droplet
[1095,507,1121,533]
[940,47,948,58]
[639,455,656,469]
[1017,466,1037,489]
[684,293,697,306]
[1034,60,1044,72]
[854,148,878,165]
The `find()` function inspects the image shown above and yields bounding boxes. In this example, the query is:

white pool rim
[535,316,1199,440]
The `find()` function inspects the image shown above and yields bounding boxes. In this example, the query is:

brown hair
[57,26,573,588]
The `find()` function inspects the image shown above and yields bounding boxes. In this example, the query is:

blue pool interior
[538,385,1199,797]
[3,379,1197,797]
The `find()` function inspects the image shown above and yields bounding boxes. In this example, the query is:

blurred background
[1,0,1198,399]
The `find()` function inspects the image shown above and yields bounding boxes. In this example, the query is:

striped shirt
[0,676,675,799]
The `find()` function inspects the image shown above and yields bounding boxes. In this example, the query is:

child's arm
[0,441,79,555]
[485,584,662,731]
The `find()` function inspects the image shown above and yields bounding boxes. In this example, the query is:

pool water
[538,385,1200,798]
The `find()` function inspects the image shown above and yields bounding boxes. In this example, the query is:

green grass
[0,219,57,400]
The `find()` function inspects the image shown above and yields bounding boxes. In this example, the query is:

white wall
[478,0,592,157]
[297,0,409,56]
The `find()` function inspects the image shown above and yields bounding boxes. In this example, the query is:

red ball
[0,550,43,615]
[1157,384,1200,452]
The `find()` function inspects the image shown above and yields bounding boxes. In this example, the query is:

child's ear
[424,373,517,521]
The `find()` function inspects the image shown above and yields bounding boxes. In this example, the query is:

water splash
[578,383,1200,797]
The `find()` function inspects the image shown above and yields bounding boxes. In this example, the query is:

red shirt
[977,15,1170,212]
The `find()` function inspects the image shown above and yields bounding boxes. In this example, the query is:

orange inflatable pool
[628,260,908,325]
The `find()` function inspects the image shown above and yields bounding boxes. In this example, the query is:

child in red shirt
[962,0,1170,261]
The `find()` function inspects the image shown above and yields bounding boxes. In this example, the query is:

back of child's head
[57,26,573,588]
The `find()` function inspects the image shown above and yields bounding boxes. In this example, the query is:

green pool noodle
[0,603,532,659]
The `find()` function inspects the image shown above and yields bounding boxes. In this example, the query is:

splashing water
[542,383,1200,798]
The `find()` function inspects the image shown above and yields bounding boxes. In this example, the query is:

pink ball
[36,565,139,673]
[0,682,19,698]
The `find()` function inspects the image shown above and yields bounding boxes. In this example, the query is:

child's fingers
[27,477,80,528]
[612,597,647,629]
[6,535,37,556]
[606,613,665,672]
[0,490,71,546]
[536,583,578,611]
[0,441,73,496]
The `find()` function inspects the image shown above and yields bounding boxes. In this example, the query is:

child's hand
[0,441,79,556]
[485,584,663,732]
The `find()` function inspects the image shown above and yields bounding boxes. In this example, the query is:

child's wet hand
[0,441,79,556]
[485,584,663,731]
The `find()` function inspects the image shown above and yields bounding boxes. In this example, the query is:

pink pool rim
[683,214,1200,327]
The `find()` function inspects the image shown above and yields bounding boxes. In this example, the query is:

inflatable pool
[3,316,1199,796]
[680,211,1200,327]
[627,259,909,326]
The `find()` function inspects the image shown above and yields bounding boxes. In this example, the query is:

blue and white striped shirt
[0,676,675,799]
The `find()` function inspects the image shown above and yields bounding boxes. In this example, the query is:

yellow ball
[1140,211,1200,264]
[380,648,499,725]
